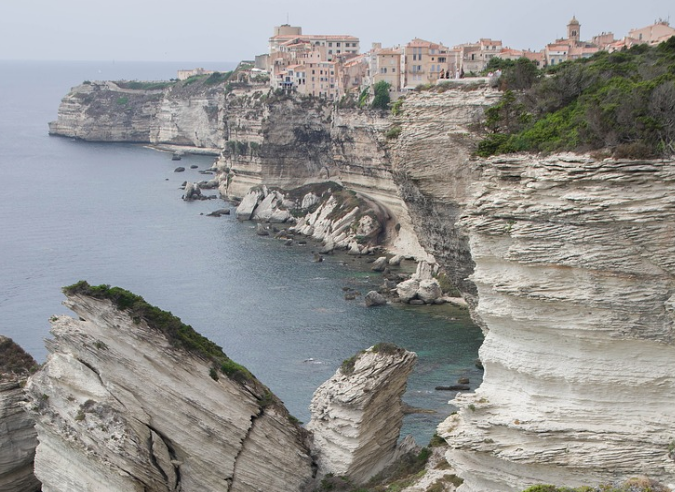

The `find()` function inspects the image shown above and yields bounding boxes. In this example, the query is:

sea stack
[307,344,417,484]
[26,282,315,492]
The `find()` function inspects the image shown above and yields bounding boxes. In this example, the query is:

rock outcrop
[26,283,315,492]
[439,154,675,491]
[0,337,40,492]
[308,344,417,484]
[49,78,675,490]
[389,86,499,302]
[395,261,443,304]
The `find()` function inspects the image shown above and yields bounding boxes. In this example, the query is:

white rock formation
[0,337,40,492]
[308,345,417,484]
[0,382,40,492]
[440,155,675,491]
[27,288,314,492]
[291,194,383,254]
[396,261,442,304]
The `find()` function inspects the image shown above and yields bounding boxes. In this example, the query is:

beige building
[496,48,545,67]
[627,20,675,46]
[267,25,360,99]
[366,44,403,91]
[456,38,503,73]
[544,17,599,66]
[402,38,457,88]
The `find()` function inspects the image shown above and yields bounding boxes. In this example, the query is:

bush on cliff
[0,336,38,379]
[372,81,391,110]
[477,37,675,158]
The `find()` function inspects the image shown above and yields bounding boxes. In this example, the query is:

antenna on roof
[287,12,290,24]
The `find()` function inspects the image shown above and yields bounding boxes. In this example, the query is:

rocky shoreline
[41,75,675,490]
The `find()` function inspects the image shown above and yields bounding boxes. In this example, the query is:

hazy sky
[1,0,672,62]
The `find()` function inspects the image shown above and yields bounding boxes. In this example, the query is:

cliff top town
[179,16,675,101]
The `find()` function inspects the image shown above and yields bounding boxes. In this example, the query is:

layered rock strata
[26,288,315,492]
[440,155,675,491]
[389,86,499,300]
[0,337,40,492]
[308,345,417,484]
[48,80,269,151]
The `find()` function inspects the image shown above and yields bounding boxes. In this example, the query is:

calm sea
[0,60,483,444]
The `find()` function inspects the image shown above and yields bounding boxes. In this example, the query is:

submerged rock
[364,291,387,307]
[182,182,202,201]
[308,344,417,485]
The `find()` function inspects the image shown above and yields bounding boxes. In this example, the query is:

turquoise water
[0,61,483,444]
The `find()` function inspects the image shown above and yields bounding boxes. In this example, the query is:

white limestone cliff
[0,336,40,492]
[26,289,315,492]
[439,154,675,491]
[308,344,417,484]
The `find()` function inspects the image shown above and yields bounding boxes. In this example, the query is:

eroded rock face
[308,345,417,485]
[389,87,499,306]
[0,337,40,492]
[26,293,314,492]
[439,155,675,491]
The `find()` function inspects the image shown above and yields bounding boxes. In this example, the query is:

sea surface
[0,60,483,444]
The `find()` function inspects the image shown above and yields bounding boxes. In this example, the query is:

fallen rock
[174,166,185,172]
[364,291,387,307]
[388,255,403,266]
[435,385,470,391]
[182,182,202,201]
[417,279,442,303]
[371,257,388,272]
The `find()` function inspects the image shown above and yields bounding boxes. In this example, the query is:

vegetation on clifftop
[62,281,263,390]
[0,336,38,380]
[521,476,670,491]
[477,37,675,158]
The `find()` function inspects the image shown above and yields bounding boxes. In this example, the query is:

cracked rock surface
[26,293,314,492]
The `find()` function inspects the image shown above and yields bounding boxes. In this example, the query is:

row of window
[327,42,357,47]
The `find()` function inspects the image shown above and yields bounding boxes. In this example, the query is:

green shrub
[391,98,404,116]
[372,81,391,110]
[341,354,359,375]
[476,38,675,157]
[372,342,402,355]
[116,96,128,105]
[385,125,402,139]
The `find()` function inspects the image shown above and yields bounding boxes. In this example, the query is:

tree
[371,81,391,110]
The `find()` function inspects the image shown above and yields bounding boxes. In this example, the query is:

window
[328,42,333,47]
[337,42,341,47]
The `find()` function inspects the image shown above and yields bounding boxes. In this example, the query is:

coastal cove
[0,60,483,444]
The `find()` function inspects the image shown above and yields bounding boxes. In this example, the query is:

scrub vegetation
[477,37,675,158]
